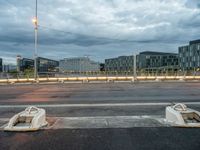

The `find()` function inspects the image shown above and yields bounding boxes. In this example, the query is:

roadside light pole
[133,53,137,81]
[32,0,38,80]
[134,54,137,80]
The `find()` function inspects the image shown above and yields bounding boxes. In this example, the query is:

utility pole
[134,54,137,80]
[33,0,38,80]
[133,53,137,81]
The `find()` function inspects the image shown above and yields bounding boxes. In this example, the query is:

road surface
[0,82,200,150]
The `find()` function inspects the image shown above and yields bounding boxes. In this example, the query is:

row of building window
[105,40,200,72]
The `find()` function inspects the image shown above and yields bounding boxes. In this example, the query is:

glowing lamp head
[32,17,38,25]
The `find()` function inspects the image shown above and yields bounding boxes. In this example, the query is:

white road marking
[0,115,168,130]
[44,115,168,129]
[0,102,200,108]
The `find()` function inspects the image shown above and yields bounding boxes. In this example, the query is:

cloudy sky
[0,0,200,64]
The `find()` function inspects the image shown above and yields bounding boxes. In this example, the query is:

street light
[32,17,37,25]
[133,53,137,81]
[32,0,38,80]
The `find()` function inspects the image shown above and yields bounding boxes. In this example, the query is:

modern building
[105,56,134,72]
[37,57,59,72]
[105,51,179,74]
[16,56,59,72]
[16,55,34,72]
[179,39,200,71]
[59,57,100,72]
[0,58,2,72]
[137,51,179,73]
[100,63,105,71]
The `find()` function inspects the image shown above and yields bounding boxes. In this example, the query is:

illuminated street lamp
[32,17,37,26]
[32,0,38,80]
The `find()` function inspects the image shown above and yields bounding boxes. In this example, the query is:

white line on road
[0,115,167,129]
[50,115,167,129]
[0,102,200,108]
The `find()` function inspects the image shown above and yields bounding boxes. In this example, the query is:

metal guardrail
[0,76,200,84]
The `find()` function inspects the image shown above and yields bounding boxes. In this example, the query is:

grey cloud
[0,0,200,64]
[185,0,200,8]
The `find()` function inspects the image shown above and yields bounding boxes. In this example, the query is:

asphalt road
[1,128,200,150]
[0,82,200,118]
[0,82,200,104]
[0,82,200,150]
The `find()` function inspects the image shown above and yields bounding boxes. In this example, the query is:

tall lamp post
[133,53,137,81]
[32,0,38,80]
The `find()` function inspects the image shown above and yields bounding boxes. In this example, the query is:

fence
[0,71,200,84]
[1,70,200,79]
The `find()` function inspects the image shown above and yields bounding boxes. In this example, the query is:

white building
[59,57,100,72]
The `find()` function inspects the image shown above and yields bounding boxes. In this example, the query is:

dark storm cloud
[0,0,200,63]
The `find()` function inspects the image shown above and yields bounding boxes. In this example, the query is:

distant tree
[24,68,34,78]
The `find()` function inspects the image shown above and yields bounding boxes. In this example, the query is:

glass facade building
[137,51,179,72]
[37,57,59,72]
[17,56,34,72]
[100,63,105,71]
[16,56,59,72]
[0,58,2,72]
[105,56,134,72]
[179,39,200,71]
[105,51,179,73]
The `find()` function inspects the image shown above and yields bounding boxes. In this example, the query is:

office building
[16,56,59,72]
[16,55,34,72]
[105,51,179,73]
[59,57,100,72]
[105,56,134,72]
[0,58,2,72]
[137,51,179,73]
[100,63,105,71]
[37,57,59,72]
[179,39,200,71]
